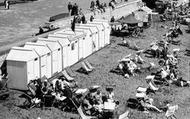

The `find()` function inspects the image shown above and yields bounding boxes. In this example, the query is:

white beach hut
[93,19,111,45]
[47,35,70,68]
[73,26,94,58]
[54,29,86,60]
[48,33,78,66]
[87,21,105,48]
[75,24,99,52]
[37,38,62,75]
[24,42,52,78]
[6,47,40,90]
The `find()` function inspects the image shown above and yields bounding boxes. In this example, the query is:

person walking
[71,3,78,16]
[4,0,10,10]
[67,2,73,14]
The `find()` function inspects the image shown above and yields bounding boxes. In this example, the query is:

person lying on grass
[139,95,163,113]
[169,73,190,87]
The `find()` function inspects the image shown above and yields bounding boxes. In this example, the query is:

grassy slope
[0,21,190,119]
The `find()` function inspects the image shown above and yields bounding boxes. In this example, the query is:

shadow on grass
[76,67,89,75]
[109,67,123,76]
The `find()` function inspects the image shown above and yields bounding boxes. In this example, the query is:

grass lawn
[0,20,190,119]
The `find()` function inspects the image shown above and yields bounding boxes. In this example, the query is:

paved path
[0,0,140,64]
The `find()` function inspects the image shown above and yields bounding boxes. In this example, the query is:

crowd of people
[26,74,78,109]
[90,0,107,15]
[82,86,119,118]
[25,70,120,118]
[113,2,190,117]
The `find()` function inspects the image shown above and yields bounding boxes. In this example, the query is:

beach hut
[24,42,52,78]
[48,33,78,66]
[37,38,62,75]
[56,28,92,58]
[74,26,94,57]
[75,24,99,52]
[87,21,105,48]
[47,35,70,68]
[94,19,111,45]
[6,47,40,90]
[54,29,86,60]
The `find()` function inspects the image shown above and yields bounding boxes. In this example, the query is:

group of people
[68,2,80,16]
[82,86,119,118]
[26,71,120,118]
[117,50,154,78]
[27,74,77,109]
[90,0,107,15]
[68,2,87,26]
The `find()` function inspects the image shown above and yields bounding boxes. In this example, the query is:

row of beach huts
[6,19,111,90]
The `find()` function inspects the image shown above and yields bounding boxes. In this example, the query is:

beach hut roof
[24,42,51,56]
[6,47,38,61]
[37,38,60,51]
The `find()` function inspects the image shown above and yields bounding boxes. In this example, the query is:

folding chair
[81,62,93,74]
[136,86,147,93]
[165,105,178,119]
[66,67,77,77]
[84,60,94,70]
[61,70,74,81]
[77,105,97,119]
[149,81,159,91]
[118,110,129,119]
[70,97,97,119]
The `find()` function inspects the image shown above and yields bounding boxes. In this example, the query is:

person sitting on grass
[110,16,115,22]
[127,60,139,76]
[118,60,130,78]
[134,50,144,64]
[41,80,51,95]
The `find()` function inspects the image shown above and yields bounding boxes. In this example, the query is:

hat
[173,48,180,52]
[91,85,100,89]
[121,58,131,62]
[89,85,100,92]
[145,75,155,80]
[136,92,146,98]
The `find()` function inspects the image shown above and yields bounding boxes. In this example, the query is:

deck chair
[136,86,147,93]
[84,60,94,70]
[77,105,97,119]
[66,67,76,77]
[69,98,97,119]
[118,110,129,119]
[81,62,93,74]
[61,70,74,81]
[165,105,178,119]
[149,81,159,91]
